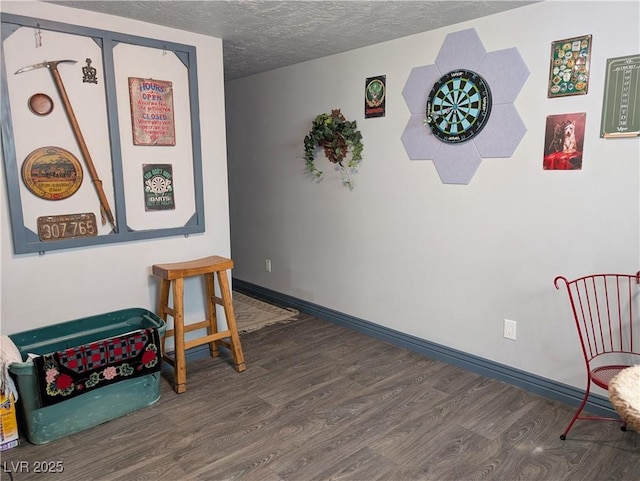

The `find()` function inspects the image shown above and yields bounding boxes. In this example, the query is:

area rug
[233,291,298,333]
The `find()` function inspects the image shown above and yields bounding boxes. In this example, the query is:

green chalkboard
[600,54,640,138]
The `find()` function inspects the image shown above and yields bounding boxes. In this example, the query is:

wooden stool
[152,255,246,393]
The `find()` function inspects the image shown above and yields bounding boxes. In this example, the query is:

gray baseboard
[183,278,617,418]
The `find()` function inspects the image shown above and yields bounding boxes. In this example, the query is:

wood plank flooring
[3,313,639,481]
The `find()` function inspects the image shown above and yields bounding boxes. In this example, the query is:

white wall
[225,1,640,391]
[1,2,231,333]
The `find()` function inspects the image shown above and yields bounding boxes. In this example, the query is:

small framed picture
[364,75,386,118]
[543,112,586,170]
[547,34,592,98]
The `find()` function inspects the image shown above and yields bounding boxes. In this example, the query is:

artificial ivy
[303,109,363,189]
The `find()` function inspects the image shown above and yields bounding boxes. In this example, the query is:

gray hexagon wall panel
[402,28,530,184]
[474,105,527,158]
[401,114,442,160]
[478,48,530,104]
[435,28,485,73]
[433,142,482,185]
[402,65,441,114]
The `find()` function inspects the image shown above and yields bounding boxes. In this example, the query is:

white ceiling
[47,1,539,80]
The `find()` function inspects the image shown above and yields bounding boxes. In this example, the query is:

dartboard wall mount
[401,28,530,184]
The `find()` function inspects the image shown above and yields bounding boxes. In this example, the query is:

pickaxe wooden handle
[16,60,116,231]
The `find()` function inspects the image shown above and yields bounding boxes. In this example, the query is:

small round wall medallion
[28,93,54,116]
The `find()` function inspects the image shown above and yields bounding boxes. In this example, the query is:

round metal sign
[21,146,83,200]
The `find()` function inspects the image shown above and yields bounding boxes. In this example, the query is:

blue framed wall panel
[1,13,204,254]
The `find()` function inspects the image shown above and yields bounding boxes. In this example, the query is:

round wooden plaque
[21,146,83,200]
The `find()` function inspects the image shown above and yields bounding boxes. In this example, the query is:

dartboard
[425,69,492,143]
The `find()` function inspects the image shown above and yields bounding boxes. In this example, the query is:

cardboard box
[0,392,19,451]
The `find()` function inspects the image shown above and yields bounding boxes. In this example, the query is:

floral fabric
[33,328,161,407]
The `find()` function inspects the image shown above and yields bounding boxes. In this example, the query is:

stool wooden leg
[172,277,187,393]
[157,279,171,357]
[204,272,220,358]
[217,270,246,372]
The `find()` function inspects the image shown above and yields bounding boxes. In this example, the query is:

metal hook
[35,23,43,48]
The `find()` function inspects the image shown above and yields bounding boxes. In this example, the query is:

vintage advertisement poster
[543,112,586,170]
[129,78,176,146]
[365,75,386,118]
[143,164,175,210]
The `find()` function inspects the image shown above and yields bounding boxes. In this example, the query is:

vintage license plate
[37,213,98,241]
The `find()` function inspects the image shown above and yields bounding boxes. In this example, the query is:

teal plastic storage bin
[8,308,165,445]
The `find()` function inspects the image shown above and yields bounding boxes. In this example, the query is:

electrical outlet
[504,319,517,340]
[265,259,272,273]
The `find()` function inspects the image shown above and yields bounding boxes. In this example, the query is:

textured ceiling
[47,1,539,80]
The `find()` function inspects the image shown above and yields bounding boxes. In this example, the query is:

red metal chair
[554,272,640,440]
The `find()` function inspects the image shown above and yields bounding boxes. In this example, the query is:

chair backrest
[555,273,640,364]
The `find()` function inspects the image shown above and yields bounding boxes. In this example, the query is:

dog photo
[543,112,586,170]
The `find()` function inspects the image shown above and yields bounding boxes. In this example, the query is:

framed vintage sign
[143,164,175,210]
[548,34,592,98]
[600,54,640,138]
[1,13,205,254]
[129,77,176,146]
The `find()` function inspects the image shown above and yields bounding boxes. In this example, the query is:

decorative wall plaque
[143,164,175,210]
[365,75,386,118]
[547,34,592,98]
[21,146,83,200]
[128,77,176,146]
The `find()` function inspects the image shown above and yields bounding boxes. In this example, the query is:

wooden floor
[3,313,639,481]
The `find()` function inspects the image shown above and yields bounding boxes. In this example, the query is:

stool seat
[152,255,246,393]
[152,255,233,280]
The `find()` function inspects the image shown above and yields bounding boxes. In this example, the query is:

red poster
[128,77,176,146]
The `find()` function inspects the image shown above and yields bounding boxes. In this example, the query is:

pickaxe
[15,60,116,231]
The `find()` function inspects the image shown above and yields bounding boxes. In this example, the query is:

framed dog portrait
[548,34,592,98]
[543,112,586,170]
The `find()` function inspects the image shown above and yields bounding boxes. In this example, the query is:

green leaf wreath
[303,109,363,189]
